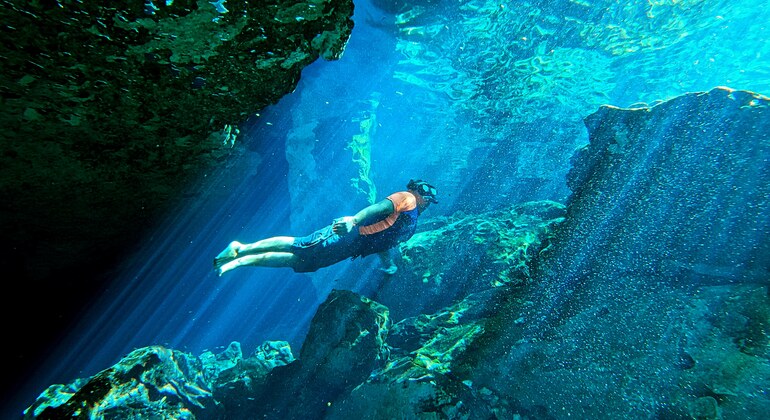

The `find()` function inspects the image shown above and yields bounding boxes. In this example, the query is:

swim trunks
[290,221,360,273]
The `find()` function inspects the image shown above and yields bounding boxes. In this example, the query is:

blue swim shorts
[290,221,360,273]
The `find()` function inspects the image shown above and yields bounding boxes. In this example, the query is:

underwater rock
[251,289,392,417]
[26,290,393,418]
[26,286,518,418]
[455,87,770,418]
[565,87,770,287]
[678,285,770,419]
[328,374,497,419]
[256,288,513,418]
[27,346,216,419]
[204,341,296,413]
[383,288,502,380]
[299,289,390,376]
[325,289,516,417]
[24,341,295,419]
[0,0,354,394]
[372,200,565,320]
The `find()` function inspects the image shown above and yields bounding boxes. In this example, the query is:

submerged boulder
[24,341,295,419]
[327,288,511,419]
[253,289,392,417]
[371,200,565,320]
[457,87,770,419]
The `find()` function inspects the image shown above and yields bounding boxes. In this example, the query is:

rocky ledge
[1,0,354,278]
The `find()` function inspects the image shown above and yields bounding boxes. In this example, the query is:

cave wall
[0,0,354,399]
[459,87,770,418]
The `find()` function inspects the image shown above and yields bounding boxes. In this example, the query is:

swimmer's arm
[333,199,394,234]
[351,199,394,225]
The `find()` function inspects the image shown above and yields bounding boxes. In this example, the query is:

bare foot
[213,241,242,269]
[217,258,241,276]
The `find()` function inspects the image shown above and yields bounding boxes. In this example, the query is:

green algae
[400,201,565,288]
[347,95,381,205]
[381,298,486,382]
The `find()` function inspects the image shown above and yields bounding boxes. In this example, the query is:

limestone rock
[678,286,770,419]
[323,289,515,418]
[299,289,390,376]
[24,341,295,419]
[370,200,565,319]
[24,287,509,418]
[27,346,212,419]
[1,0,355,275]
[563,87,770,289]
[457,88,770,418]
[24,288,522,417]
[0,0,354,394]
[255,289,392,417]
[204,341,296,411]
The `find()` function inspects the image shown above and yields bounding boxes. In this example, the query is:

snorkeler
[213,179,438,275]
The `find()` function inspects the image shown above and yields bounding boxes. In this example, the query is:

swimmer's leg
[239,236,294,254]
[217,252,299,276]
[214,236,294,269]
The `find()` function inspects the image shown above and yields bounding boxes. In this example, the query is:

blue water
[9,0,770,417]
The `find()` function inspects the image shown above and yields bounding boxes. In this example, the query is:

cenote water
[9,0,770,418]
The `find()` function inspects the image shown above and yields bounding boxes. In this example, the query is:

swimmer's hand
[332,216,356,235]
[379,264,398,275]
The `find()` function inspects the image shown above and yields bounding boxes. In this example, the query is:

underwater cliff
[24,88,770,418]
[457,87,770,419]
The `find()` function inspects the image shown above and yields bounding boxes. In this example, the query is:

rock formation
[372,200,565,319]
[24,291,392,419]
[23,88,770,419]
[1,0,355,275]
[458,87,770,419]
[24,341,295,419]
[25,199,562,418]
[0,0,355,396]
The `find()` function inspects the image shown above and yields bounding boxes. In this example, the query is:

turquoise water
[13,0,770,417]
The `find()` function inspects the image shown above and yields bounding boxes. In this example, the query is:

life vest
[354,192,420,257]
